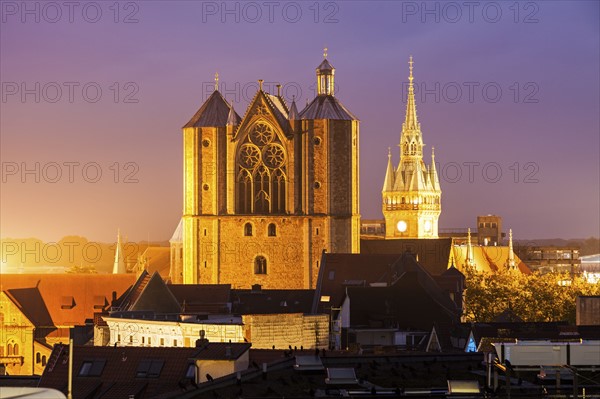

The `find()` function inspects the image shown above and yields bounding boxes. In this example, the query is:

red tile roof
[0,274,136,327]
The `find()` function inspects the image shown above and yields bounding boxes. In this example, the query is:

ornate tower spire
[316,48,335,96]
[214,72,219,91]
[404,56,419,132]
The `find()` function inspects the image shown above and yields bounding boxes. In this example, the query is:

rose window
[263,144,285,169]
[239,144,261,168]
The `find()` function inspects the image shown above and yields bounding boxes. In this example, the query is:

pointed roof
[299,95,357,121]
[169,219,183,243]
[184,90,240,128]
[227,102,241,126]
[288,97,299,120]
[113,230,127,274]
[382,148,395,192]
[403,56,419,132]
[429,146,441,191]
[317,58,334,72]
[112,271,181,313]
[235,88,292,139]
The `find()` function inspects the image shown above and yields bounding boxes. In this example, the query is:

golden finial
[431,146,435,159]
[388,147,391,158]
[214,72,219,91]
[323,47,328,58]
[408,56,414,82]
[258,79,264,91]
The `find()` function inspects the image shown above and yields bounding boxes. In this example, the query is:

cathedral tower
[176,51,360,288]
[382,57,441,238]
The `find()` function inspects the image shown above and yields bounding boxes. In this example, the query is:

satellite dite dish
[0,388,67,398]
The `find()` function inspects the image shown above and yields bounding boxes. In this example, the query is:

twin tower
[172,53,440,289]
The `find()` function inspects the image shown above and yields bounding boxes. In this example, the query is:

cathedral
[170,51,361,288]
[382,57,442,238]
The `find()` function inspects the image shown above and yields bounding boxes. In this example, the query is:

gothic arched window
[236,121,287,214]
[244,223,253,237]
[254,256,267,274]
[268,223,276,237]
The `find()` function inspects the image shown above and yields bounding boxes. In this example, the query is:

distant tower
[112,229,127,274]
[465,228,475,268]
[506,229,516,270]
[382,57,441,238]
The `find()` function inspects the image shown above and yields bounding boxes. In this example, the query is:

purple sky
[1,1,599,243]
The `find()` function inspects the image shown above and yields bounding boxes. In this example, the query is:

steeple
[404,56,419,132]
[112,229,127,274]
[465,228,475,268]
[400,56,423,159]
[506,228,516,270]
[382,147,394,192]
[316,47,335,96]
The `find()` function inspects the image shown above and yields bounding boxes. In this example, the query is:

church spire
[429,146,440,190]
[404,56,419,132]
[465,227,475,268]
[112,229,126,274]
[506,228,516,270]
[382,147,395,192]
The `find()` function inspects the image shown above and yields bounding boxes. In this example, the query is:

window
[160,338,165,346]
[491,223,497,228]
[7,344,12,356]
[36,352,41,364]
[148,337,151,345]
[129,336,133,343]
[78,359,106,376]
[136,359,164,378]
[185,364,196,379]
[41,356,47,366]
[173,339,178,347]
[479,222,484,228]
[268,223,276,237]
[244,223,253,237]
[13,344,18,355]
[254,256,267,274]
[236,122,287,214]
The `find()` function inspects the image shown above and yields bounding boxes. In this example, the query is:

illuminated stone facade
[175,53,360,288]
[382,57,441,238]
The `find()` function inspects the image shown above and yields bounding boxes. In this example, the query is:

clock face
[424,220,432,232]
[396,220,407,233]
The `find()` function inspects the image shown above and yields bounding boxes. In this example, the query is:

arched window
[236,122,287,214]
[36,352,41,364]
[42,355,47,366]
[13,343,18,356]
[7,344,12,356]
[254,256,267,274]
[268,223,276,237]
[244,223,253,237]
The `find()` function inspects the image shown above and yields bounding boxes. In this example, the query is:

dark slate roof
[184,90,240,128]
[317,59,334,72]
[5,287,54,328]
[360,238,454,276]
[312,253,402,314]
[346,271,458,330]
[168,284,232,314]
[299,95,357,121]
[231,288,315,314]
[39,343,251,398]
[113,271,181,314]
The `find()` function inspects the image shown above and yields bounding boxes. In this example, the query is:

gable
[234,91,291,142]
[130,273,181,313]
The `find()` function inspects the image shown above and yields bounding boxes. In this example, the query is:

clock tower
[382,57,441,238]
